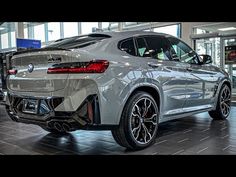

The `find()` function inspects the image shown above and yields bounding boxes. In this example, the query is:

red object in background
[228,51,236,60]
[8,69,17,75]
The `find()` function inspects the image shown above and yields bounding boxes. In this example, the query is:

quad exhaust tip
[53,122,71,132]
[54,122,63,132]
[62,123,70,132]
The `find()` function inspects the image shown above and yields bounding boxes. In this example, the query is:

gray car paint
[6,31,231,126]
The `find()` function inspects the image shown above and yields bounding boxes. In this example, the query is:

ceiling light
[218,27,236,31]
[0,27,5,30]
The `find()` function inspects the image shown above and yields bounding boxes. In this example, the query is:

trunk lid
[8,50,80,92]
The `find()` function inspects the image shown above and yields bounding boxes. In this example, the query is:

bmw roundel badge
[28,63,34,73]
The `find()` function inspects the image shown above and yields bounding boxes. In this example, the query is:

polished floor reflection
[0,104,236,155]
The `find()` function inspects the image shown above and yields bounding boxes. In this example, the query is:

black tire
[112,91,159,150]
[209,84,231,120]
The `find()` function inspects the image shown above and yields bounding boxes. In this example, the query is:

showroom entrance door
[194,36,236,101]
[222,37,236,97]
[195,37,221,67]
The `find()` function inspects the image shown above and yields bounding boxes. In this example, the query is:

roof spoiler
[12,47,70,56]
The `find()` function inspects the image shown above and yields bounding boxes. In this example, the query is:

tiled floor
[0,104,236,155]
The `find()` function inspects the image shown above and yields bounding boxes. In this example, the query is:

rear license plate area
[22,99,39,114]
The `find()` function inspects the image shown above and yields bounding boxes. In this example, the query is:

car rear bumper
[0,90,6,103]
[6,94,117,131]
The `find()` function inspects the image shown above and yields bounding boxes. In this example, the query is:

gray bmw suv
[6,31,231,150]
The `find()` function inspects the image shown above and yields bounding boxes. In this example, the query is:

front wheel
[112,91,159,150]
[209,84,231,120]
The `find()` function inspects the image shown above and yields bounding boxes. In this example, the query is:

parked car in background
[5,31,231,150]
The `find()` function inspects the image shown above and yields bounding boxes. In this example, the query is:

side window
[119,38,136,56]
[144,36,172,60]
[168,37,199,64]
[136,37,150,57]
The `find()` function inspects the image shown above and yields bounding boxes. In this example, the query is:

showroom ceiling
[1,22,236,36]
[197,22,236,35]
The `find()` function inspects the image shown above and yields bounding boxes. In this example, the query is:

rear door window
[119,38,136,56]
[144,36,172,60]
[136,35,172,60]
[136,37,150,57]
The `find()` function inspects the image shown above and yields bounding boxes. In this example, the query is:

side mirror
[199,54,212,64]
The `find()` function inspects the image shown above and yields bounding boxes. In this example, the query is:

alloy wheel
[130,97,158,145]
[220,85,231,117]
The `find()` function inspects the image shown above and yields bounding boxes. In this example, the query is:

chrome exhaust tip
[54,122,63,132]
[62,123,70,132]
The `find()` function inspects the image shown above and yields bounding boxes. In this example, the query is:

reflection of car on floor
[5,31,232,150]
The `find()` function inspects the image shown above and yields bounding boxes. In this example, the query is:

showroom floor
[0,104,236,155]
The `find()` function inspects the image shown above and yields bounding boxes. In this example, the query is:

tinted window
[144,36,171,60]
[136,37,150,57]
[168,37,199,64]
[119,38,136,56]
[45,34,111,49]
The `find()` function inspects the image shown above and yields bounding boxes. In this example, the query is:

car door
[167,36,216,111]
[135,35,188,116]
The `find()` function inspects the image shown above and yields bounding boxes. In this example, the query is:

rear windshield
[45,34,111,49]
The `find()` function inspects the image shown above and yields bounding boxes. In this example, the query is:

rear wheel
[112,91,159,150]
[209,84,231,120]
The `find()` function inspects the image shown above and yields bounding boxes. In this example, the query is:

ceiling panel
[197,22,236,35]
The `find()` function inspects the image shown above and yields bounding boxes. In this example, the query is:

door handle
[148,63,160,68]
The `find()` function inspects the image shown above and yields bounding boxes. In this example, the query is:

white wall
[15,22,24,39]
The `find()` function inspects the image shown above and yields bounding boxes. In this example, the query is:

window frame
[135,36,150,57]
[118,37,138,56]
[134,35,173,60]
[166,36,201,65]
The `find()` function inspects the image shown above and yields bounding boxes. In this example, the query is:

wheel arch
[116,83,163,124]
[213,79,232,110]
[129,86,161,109]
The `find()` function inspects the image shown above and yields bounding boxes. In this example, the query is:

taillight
[8,69,17,75]
[47,60,109,74]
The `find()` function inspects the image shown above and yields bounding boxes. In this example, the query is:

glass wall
[24,27,28,39]
[223,38,236,95]
[153,24,180,37]
[33,24,45,42]
[102,22,110,31]
[81,22,98,34]
[108,22,119,31]
[0,23,16,50]
[64,22,78,38]
[10,31,16,47]
[48,22,61,41]
[1,33,9,49]
[195,38,220,66]
[1,22,182,51]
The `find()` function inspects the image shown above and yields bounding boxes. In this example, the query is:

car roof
[53,30,174,43]
[89,30,172,39]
